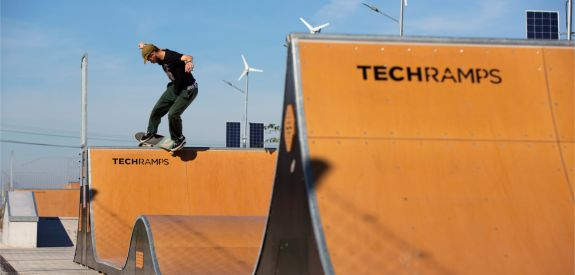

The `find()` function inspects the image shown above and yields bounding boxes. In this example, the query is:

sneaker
[171,136,186,152]
[139,132,155,144]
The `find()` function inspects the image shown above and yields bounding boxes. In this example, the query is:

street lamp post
[363,1,407,36]
[399,0,406,36]
[10,151,14,191]
[243,76,249,148]
[568,0,573,40]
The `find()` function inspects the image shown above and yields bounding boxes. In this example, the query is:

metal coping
[287,32,575,47]
[86,146,278,152]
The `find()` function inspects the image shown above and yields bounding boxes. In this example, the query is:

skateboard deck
[134,132,176,152]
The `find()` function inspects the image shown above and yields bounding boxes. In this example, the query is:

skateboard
[135,132,183,153]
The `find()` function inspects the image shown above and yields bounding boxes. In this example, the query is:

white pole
[10,151,14,191]
[80,55,88,211]
[399,0,405,36]
[243,73,249,148]
[568,0,573,40]
[81,54,88,149]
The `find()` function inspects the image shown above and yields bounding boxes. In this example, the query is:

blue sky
[1,0,572,188]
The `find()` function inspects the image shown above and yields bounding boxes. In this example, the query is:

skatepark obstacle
[74,148,276,274]
[256,34,574,275]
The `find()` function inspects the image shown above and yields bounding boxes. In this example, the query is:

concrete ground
[0,217,98,274]
[0,246,100,274]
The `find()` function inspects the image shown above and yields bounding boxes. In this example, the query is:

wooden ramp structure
[256,34,574,274]
[75,34,573,274]
[74,148,276,274]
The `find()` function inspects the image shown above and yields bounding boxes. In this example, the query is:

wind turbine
[237,54,263,148]
[300,17,330,34]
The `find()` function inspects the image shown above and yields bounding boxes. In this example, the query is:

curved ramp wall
[256,34,574,275]
[74,148,276,274]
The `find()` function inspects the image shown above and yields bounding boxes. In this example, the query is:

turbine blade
[404,0,408,6]
[317,23,330,29]
[299,17,314,32]
[249,67,263,73]
[238,69,248,81]
[241,54,249,70]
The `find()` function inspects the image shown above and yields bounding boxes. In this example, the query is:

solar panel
[526,11,559,40]
[226,122,241,148]
[249,123,264,148]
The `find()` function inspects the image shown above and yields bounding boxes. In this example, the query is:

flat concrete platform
[0,247,99,274]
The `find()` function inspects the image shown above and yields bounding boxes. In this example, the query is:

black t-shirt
[157,49,196,92]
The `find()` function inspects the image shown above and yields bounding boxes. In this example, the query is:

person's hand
[185,62,194,73]
[137,42,145,49]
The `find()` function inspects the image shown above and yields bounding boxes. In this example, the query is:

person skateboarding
[137,42,198,152]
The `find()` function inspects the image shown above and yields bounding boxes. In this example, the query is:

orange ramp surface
[256,34,574,275]
[16,189,79,218]
[144,215,266,274]
[74,148,276,274]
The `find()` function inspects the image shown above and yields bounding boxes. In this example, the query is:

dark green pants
[147,83,198,140]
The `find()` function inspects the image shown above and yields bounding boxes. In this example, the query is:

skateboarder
[137,42,198,152]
